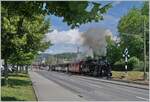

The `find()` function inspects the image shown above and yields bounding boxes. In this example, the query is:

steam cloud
[81,28,112,57]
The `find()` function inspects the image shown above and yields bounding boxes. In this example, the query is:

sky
[43,1,143,54]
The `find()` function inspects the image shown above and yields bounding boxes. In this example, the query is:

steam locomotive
[48,57,112,79]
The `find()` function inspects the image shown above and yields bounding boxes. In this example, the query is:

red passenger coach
[68,61,83,73]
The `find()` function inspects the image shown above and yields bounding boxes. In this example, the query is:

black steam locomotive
[48,57,112,79]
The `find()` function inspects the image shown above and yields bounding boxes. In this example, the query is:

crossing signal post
[123,48,130,80]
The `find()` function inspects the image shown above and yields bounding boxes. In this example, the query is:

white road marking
[136,96,149,101]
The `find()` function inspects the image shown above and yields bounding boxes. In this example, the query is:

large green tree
[7,15,50,66]
[1,2,50,81]
[117,2,149,61]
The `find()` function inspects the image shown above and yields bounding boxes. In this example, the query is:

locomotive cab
[98,56,112,79]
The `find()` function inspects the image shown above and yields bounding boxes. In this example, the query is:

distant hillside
[53,52,77,59]
[39,53,50,59]
[38,52,77,60]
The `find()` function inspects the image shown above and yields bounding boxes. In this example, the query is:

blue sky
[44,1,144,54]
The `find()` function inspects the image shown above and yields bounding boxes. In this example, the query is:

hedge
[112,57,148,71]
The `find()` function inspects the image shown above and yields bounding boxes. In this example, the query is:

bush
[128,57,140,71]
[112,59,125,71]
[133,60,149,71]
[133,61,143,71]
[112,57,142,71]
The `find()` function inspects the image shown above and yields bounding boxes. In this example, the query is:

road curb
[100,79,149,90]
[28,72,38,101]
[31,82,38,101]
[75,75,149,90]
[112,78,149,85]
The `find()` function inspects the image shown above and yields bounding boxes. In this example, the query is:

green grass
[112,71,144,81]
[1,73,37,101]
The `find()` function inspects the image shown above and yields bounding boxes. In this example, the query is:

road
[36,70,149,101]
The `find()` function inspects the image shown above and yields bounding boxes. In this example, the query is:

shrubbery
[132,61,144,71]
[133,60,149,71]
[128,57,140,71]
[112,59,125,71]
[112,57,148,71]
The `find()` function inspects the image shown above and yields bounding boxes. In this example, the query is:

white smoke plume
[81,28,112,57]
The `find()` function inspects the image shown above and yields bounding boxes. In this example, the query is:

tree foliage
[117,2,149,61]
[106,36,122,65]
[106,2,149,71]
[2,1,112,28]
[44,1,112,28]
[1,3,51,69]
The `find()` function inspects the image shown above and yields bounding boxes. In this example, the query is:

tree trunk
[4,59,8,85]
[25,65,28,74]
[18,65,21,73]
[15,64,18,75]
[17,64,18,74]
[20,65,22,73]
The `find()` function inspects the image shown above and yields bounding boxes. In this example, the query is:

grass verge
[1,73,37,101]
[112,71,144,80]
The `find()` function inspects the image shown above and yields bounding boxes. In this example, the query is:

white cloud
[44,29,83,45]
[103,15,119,23]
[113,1,122,6]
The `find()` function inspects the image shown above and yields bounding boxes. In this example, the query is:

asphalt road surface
[36,70,149,101]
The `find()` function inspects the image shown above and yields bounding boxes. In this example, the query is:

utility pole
[143,19,147,80]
